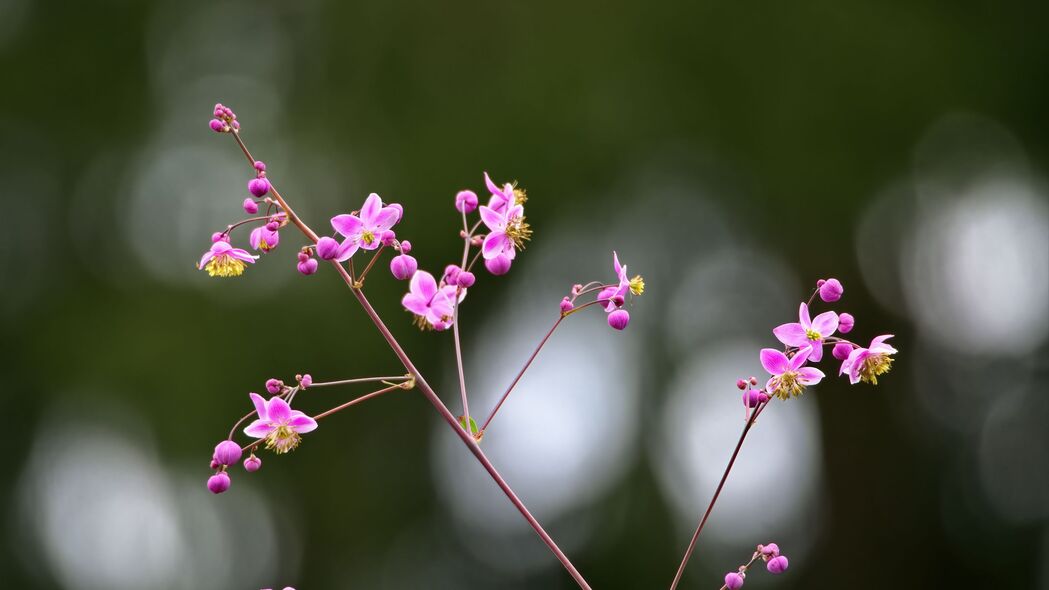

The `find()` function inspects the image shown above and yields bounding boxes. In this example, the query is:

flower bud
[819,278,843,302]
[388,203,403,223]
[611,294,625,307]
[209,119,226,132]
[485,254,512,276]
[248,177,271,198]
[242,198,259,214]
[243,454,262,472]
[381,230,397,246]
[210,457,220,470]
[265,221,280,232]
[433,320,450,331]
[838,312,855,334]
[608,309,630,330]
[832,342,853,360]
[760,543,781,557]
[214,440,243,466]
[444,264,462,284]
[211,232,229,243]
[455,190,479,213]
[315,236,340,260]
[766,555,789,574]
[299,374,313,388]
[297,251,310,263]
[457,271,476,288]
[736,379,747,390]
[390,254,418,280]
[207,472,231,494]
[265,379,283,395]
[297,258,319,275]
[724,572,745,590]
[560,297,574,313]
[749,376,758,386]
[399,240,412,254]
[816,279,826,288]
[253,160,266,172]
[742,389,764,408]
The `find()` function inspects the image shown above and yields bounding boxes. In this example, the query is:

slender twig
[312,383,405,420]
[452,208,473,435]
[480,314,564,433]
[669,401,771,590]
[308,375,411,388]
[354,245,386,287]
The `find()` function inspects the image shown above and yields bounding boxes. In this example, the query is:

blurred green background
[3,1,1048,588]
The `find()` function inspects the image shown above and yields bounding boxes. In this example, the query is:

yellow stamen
[265,424,302,454]
[770,371,805,400]
[630,275,645,296]
[204,254,246,277]
[505,216,532,249]
[805,328,822,341]
[859,354,893,385]
[361,230,376,246]
[512,185,527,205]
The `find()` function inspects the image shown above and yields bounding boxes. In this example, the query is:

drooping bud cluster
[719,542,790,589]
[208,103,239,133]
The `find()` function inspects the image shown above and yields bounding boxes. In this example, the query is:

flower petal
[811,311,839,337]
[760,348,789,375]
[370,207,400,232]
[229,247,258,264]
[484,171,502,197]
[797,366,825,385]
[478,205,505,232]
[331,214,363,238]
[772,323,809,347]
[402,293,430,316]
[266,397,292,423]
[789,345,812,369]
[807,342,825,363]
[334,238,359,262]
[359,193,383,224]
[249,393,268,420]
[410,270,438,301]
[482,232,511,260]
[799,302,812,328]
[244,419,274,439]
[288,412,318,434]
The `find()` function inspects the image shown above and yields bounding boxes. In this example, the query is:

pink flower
[244,393,318,454]
[249,223,281,252]
[760,346,825,399]
[330,193,401,262]
[599,252,644,311]
[198,241,258,277]
[479,172,530,263]
[401,270,458,330]
[839,335,897,385]
[772,303,839,362]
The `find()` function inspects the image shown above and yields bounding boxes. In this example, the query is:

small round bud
[316,236,340,260]
[611,294,625,307]
[455,190,479,213]
[832,342,853,361]
[243,454,262,472]
[265,380,283,395]
[210,457,220,470]
[242,198,259,214]
[390,254,418,281]
[211,232,229,243]
[838,312,855,334]
[297,258,319,275]
[248,177,271,198]
[209,119,226,132]
[444,264,462,284]
[457,271,476,288]
[299,374,312,388]
[297,251,310,263]
[207,472,231,494]
[724,572,745,590]
[399,240,412,254]
[743,389,764,408]
[749,376,758,386]
[816,279,826,288]
[213,440,243,466]
[736,379,747,390]
[381,230,396,246]
[485,254,512,276]
[760,543,781,557]
[819,278,843,302]
[608,309,630,330]
[265,221,280,232]
[470,235,483,247]
[560,297,574,313]
[253,160,266,172]
[766,555,789,574]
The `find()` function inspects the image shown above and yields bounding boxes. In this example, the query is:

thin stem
[354,245,386,287]
[223,214,274,234]
[480,314,564,433]
[223,131,591,588]
[452,210,473,436]
[312,383,405,420]
[308,375,411,388]
[669,401,771,590]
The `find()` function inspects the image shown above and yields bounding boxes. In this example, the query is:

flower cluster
[738,278,897,404]
[722,543,789,589]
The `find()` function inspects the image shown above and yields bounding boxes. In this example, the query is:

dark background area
[2,1,1048,588]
